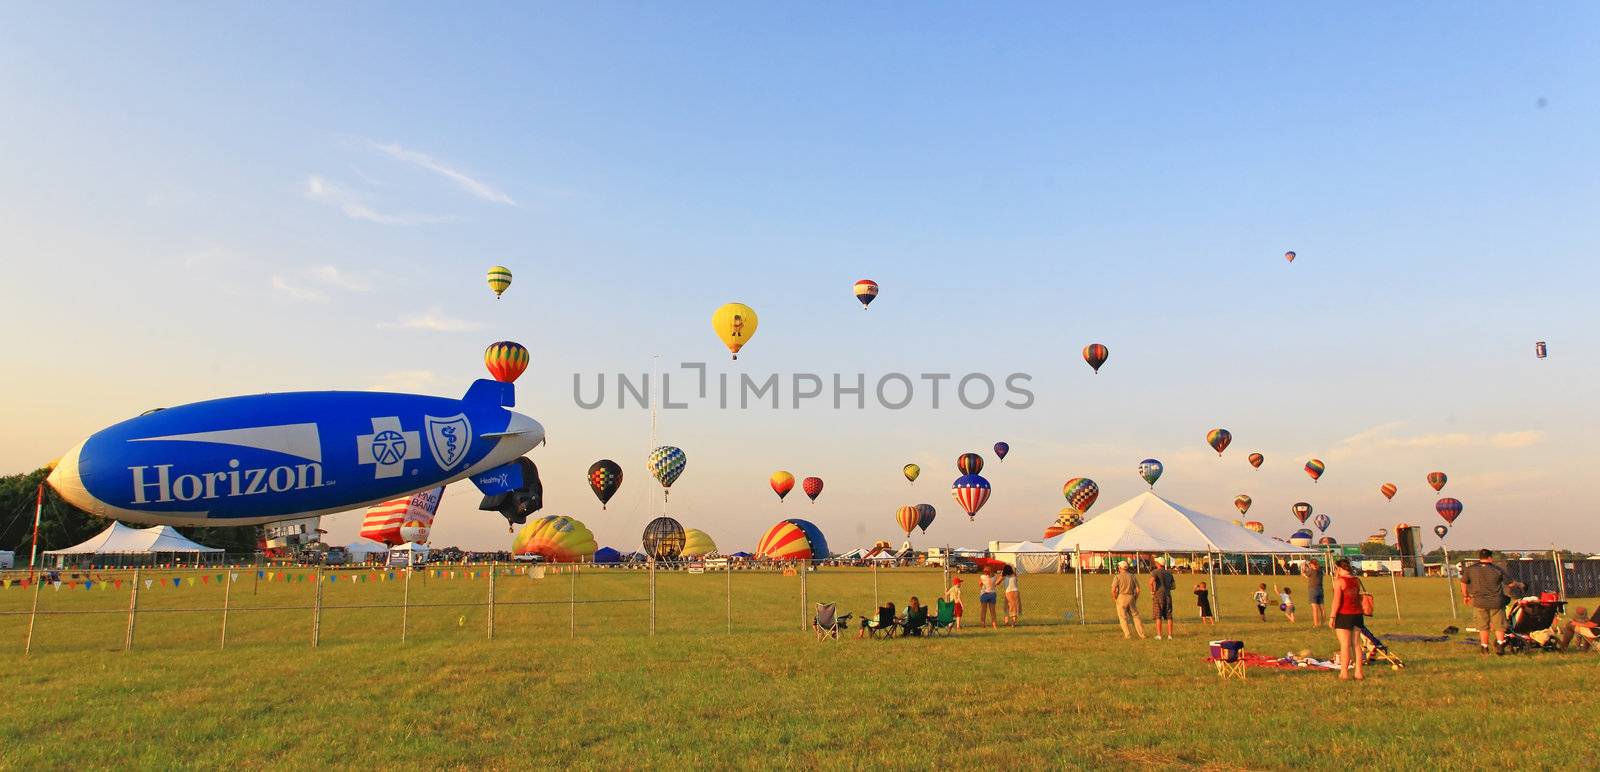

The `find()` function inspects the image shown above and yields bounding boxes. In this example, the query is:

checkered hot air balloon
[484,341,530,383]
[1062,478,1100,515]
[1044,507,1084,539]
[956,453,984,475]
[1304,458,1325,483]
[647,446,687,501]
[802,476,824,503]
[1427,472,1447,493]
[896,506,919,537]
[854,279,878,309]
[588,460,622,510]
[1248,453,1264,469]
[1435,498,1463,525]
[486,265,512,299]
[951,474,991,520]
[1234,495,1252,516]
[1380,483,1397,501]
[770,471,795,501]
[1138,459,1163,488]
[1083,343,1109,374]
[1206,428,1232,456]
[511,515,597,563]
[915,504,936,533]
[1292,502,1313,524]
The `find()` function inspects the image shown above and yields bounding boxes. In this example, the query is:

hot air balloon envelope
[1083,343,1109,374]
[956,453,984,475]
[712,303,759,360]
[484,341,530,384]
[588,460,622,509]
[756,518,829,561]
[1247,453,1264,469]
[681,528,718,558]
[1380,483,1397,501]
[361,487,444,547]
[951,473,992,520]
[854,279,878,309]
[1137,459,1163,488]
[895,506,918,537]
[915,503,936,533]
[994,442,1009,461]
[1206,429,1232,456]
[903,464,921,484]
[1292,502,1313,524]
[1234,495,1252,516]
[1062,478,1100,514]
[1435,498,1463,525]
[512,515,597,563]
[770,471,795,501]
[1304,459,1325,482]
[648,446,687,497]
[802,476,824,502]
[486,265,513,298]
[642,516,686,560]
[1427,472,1448,493]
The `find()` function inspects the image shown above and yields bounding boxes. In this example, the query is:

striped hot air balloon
[360,487,444,546]
[1243,521,1265,534]
[951,474,992,520]
[1062,478,1100,515]
[1304,459,1325,483]
[1435,498,1463,525]
[1380,483,1397,501]
[1083,343,1109,374]
[854,279,878,309]
[802,476,824,503]
[1206,428,1232,456]
[1247,452,1264,469]
[896,506,919,537]
[956,453,984,475]
[484,341,530,383]
[770,471,795,501]
[511,515,597,563]
[755,518,828,561]
[486,265,513,299]
[1427,472,1448,493]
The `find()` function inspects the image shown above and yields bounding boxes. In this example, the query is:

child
[1194,581,1214,624]
[978,568,999,629]
[943,577,964,630]
[1276,585,1296,622]
[1253,583,1269,621]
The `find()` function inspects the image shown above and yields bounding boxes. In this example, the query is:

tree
[1358,541,1399,557]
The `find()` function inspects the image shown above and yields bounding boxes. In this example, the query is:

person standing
[1001,564,1021,627]
[1194,581,1215,624]
[1111,562,1146,639]
[977,568,1000,629]
[1460,549,1510,655]
[1303,559,1326,626]
[1253,583,1269,621]
[943,577,964,631]
[1148,560,1176,639]
[1327,558,1367,680]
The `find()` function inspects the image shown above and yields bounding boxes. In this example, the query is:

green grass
[2,565,1595,769]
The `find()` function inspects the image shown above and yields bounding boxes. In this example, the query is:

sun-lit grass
[2,564,1595,768]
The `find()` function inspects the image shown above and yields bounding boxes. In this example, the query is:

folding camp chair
[1358,627,1406,669]
[813,603,850,641]
[927,599,956,636]
[865,606,899,639]
[1210,640,1245,680]
[902,605,930,637]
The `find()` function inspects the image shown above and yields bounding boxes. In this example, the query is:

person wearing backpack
[1327,558,1368,681]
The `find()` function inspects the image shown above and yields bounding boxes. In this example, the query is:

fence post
[1389,569,1401,620]
[568,564,576,640]
[1443,545,1457,619]
[649,559,657,636]
[1208,551,1218,620]
[873,561,879,607]
[253,558,260,595]
[726,562,732,635]
[312,567,323,648]
[487,561,498,640]
[124,567,141,652]
[220,569,233,649]
[799,561,808,631]
[402,566,412,643]
[23,567,45,654]
[1552,549,1567,598]
[1075,544,1085,626]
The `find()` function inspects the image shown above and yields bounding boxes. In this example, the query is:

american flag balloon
[951,474,991,520]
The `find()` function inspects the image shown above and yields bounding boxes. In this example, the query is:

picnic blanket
[1205,653,1336,671]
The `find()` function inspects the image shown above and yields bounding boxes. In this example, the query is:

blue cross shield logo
[425,414,472,471]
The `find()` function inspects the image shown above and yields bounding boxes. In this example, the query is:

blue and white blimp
[47,378,546,527]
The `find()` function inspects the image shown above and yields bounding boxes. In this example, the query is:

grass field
[3,564,1596,769]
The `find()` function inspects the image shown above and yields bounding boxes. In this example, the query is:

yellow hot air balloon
[511,515,597,563]
[711,303,758,360]
[903,464,921,484]
[681,528,718,558]
[486,265,513,299]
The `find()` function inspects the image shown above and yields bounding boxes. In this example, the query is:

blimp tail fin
[464,378,514,408]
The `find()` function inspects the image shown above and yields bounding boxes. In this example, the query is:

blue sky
[2,4,1595,551]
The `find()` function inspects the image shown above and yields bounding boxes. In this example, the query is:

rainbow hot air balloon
[994,442,1009,461]
[802,476,824,503]
[1313,513,1331,533]
[915,504,936,533]
[1234,495,1252,516]
[680,528,718,558]
[486,265,513,299]
[1380,483,1397,501]
[1083,343,1109,374]
[951,474,992,520]
[1292,502,1313,524]
[1062,478,1100,515]
[1243,521,1265,534]
[896,506,919,537]
[587,460,622,510]
[1247,452,1264,469]
[1137,459,1163,488]
[755,518,828,561]
[956,452,984,475]
[642,516,686,560]
[854,279,878,309]
[511,515,598,563]
[711,302,759,360]
[647,446,687,501]
[1433,524,1449,539]
[1304,459,1325,483]
[1206,429,1232,456]
[770,471,795,501]
[484,341,530,383]
[1435,498,1463,525]
[1427,472,1447,493]
[903,464,921,484]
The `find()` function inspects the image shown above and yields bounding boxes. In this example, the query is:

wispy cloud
[377,307,486,332]
[369,370,440,392]
[271,264,378,302]
[306,264,373,292]
[270,275,327,302]
[304,175,449,225]
[1324,423,1544,460]
[370,141,516,206]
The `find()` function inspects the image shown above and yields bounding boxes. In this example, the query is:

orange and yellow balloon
[511,515,597,563]
[770,471,795,501]
[712,302,759,360]
[896,505,919,537]
[484,341,530,383]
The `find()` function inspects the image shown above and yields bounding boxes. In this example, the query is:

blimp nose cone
[507,411,545,448]
[46,440,94,512]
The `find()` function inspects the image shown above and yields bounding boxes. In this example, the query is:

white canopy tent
[343,539,391,563]
[1042,492,1316,555]
[44,522,224,567]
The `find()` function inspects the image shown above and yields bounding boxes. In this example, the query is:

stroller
[1503,592,1565,653]
[1358,627,1406,670]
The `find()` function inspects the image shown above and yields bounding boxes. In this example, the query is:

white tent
[44,522,224,567]
[989,540,1062,573]
[1041,492,1315,554]
[344,539,391,562]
